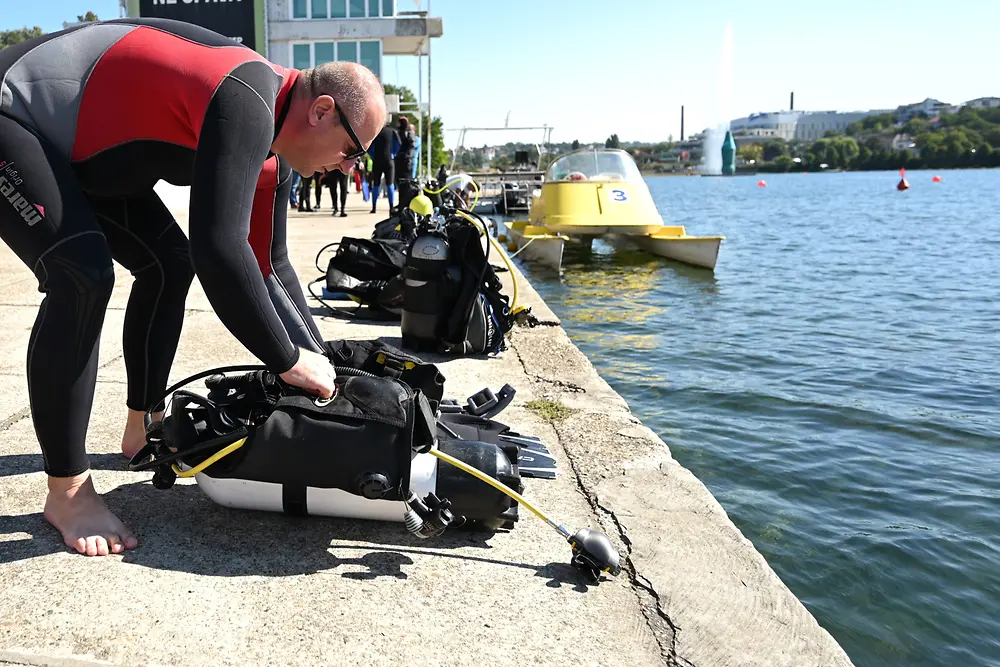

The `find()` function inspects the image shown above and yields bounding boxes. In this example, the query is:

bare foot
[121,408,161,459]
[43,472,138,556]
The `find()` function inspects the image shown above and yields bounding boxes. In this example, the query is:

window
[293,43,311,69]
[315,42,334,64]
[293,0,390,18]
[337,41,358,62]
[290,40,381,79]
[360,41,380,75]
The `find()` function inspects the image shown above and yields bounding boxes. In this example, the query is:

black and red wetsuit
[0,18,325,477]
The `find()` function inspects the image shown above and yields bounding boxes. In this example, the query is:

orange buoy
[757,179,767,187]
[897,167,910,191]
[932,175,942,183]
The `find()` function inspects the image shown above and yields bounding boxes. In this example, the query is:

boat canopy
[546,149,644,183]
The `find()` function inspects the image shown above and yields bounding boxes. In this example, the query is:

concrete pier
[0,183,853,667]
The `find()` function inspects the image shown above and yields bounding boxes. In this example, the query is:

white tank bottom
[184,450,439,522]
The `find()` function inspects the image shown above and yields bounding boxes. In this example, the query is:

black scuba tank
[400,217,459,352]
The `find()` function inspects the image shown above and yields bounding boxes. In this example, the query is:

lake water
[502,169,1000,667]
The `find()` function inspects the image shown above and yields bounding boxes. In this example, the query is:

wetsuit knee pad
[35,232,115,301]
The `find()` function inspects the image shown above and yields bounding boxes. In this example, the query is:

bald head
[299,61,386,140]
[273,61,387,175]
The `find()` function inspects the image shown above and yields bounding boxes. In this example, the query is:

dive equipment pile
[309,176,538,355]
[128,337,621,584]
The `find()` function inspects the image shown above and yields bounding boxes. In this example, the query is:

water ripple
[512,169,1000,667]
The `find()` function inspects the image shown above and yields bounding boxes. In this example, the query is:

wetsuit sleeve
[188,74,299,373]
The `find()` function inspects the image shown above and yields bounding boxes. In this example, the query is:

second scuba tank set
[400,205,461,352]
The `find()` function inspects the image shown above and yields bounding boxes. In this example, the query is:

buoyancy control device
[399,206,515,356]
[310,182,531,353]
[129,339,551,531]
[127,338,620,582]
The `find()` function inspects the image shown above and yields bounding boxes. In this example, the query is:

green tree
[838,136,860,166]
[763,139,788,161]
[1,26,43,50]
[571,139,580,150]
[846,112,897,136]
[857,144,872,169]
[903,117,928,136]
[773,155,794,172]
[77,11,100,22]
[383,84,447,174]
[605,134,620,149]
[737,144,763,163]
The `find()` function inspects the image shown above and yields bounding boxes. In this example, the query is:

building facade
[964,97,1000,110]
[729,111,803,141]
[125,0,442,83]
[794,110,889,141]
[728,109,891,143]
[267,0,442,80]
[894,98,955,122]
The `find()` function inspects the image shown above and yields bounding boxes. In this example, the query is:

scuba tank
[400,201,460,352]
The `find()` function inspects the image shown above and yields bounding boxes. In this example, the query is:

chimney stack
[680,105,685,141]
[790,92,795,111]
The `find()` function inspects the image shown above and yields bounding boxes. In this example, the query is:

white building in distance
[728,109,890,142]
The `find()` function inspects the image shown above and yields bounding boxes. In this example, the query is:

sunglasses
[336,104,367,160]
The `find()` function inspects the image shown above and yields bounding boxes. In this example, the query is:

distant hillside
[752,107,1000,172]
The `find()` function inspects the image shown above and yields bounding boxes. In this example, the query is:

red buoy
[757,179,767,187]
[932,175,942,183]
[897,168,910,191]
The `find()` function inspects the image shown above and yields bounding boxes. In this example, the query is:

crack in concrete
[510,335,691,666]
[592,496,696,667]
[509,335,586,393]
[553,419,691,666]
[529,375,586,393]
[0,407,31,432]
[98,354,124,371]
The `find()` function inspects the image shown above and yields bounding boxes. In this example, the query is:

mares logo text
[0,163,43,226]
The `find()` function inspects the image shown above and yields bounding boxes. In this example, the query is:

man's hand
[279,348,336,399]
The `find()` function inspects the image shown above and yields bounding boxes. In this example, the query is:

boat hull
[615,233,723,270]
[504,224,567,271]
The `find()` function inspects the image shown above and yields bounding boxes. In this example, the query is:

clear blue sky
[7,0,1000,145]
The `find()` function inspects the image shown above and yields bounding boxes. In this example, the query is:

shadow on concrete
[308,305,400,325]
[374,336,495,365]
[0,479,595,589]
[0,452,131,478]
[352,545,594,592]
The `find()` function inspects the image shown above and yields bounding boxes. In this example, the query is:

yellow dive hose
[423,174,482,211]
[171,437,247,478]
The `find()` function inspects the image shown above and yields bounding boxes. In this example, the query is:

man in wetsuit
[0,18,386,556]
[367,121,399,214]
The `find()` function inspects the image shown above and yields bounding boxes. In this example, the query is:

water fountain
[701,21,734,176]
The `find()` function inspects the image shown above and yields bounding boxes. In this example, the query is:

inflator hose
[423,175,482,212]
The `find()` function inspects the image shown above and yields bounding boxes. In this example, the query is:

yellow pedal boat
[502,149,724,271]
